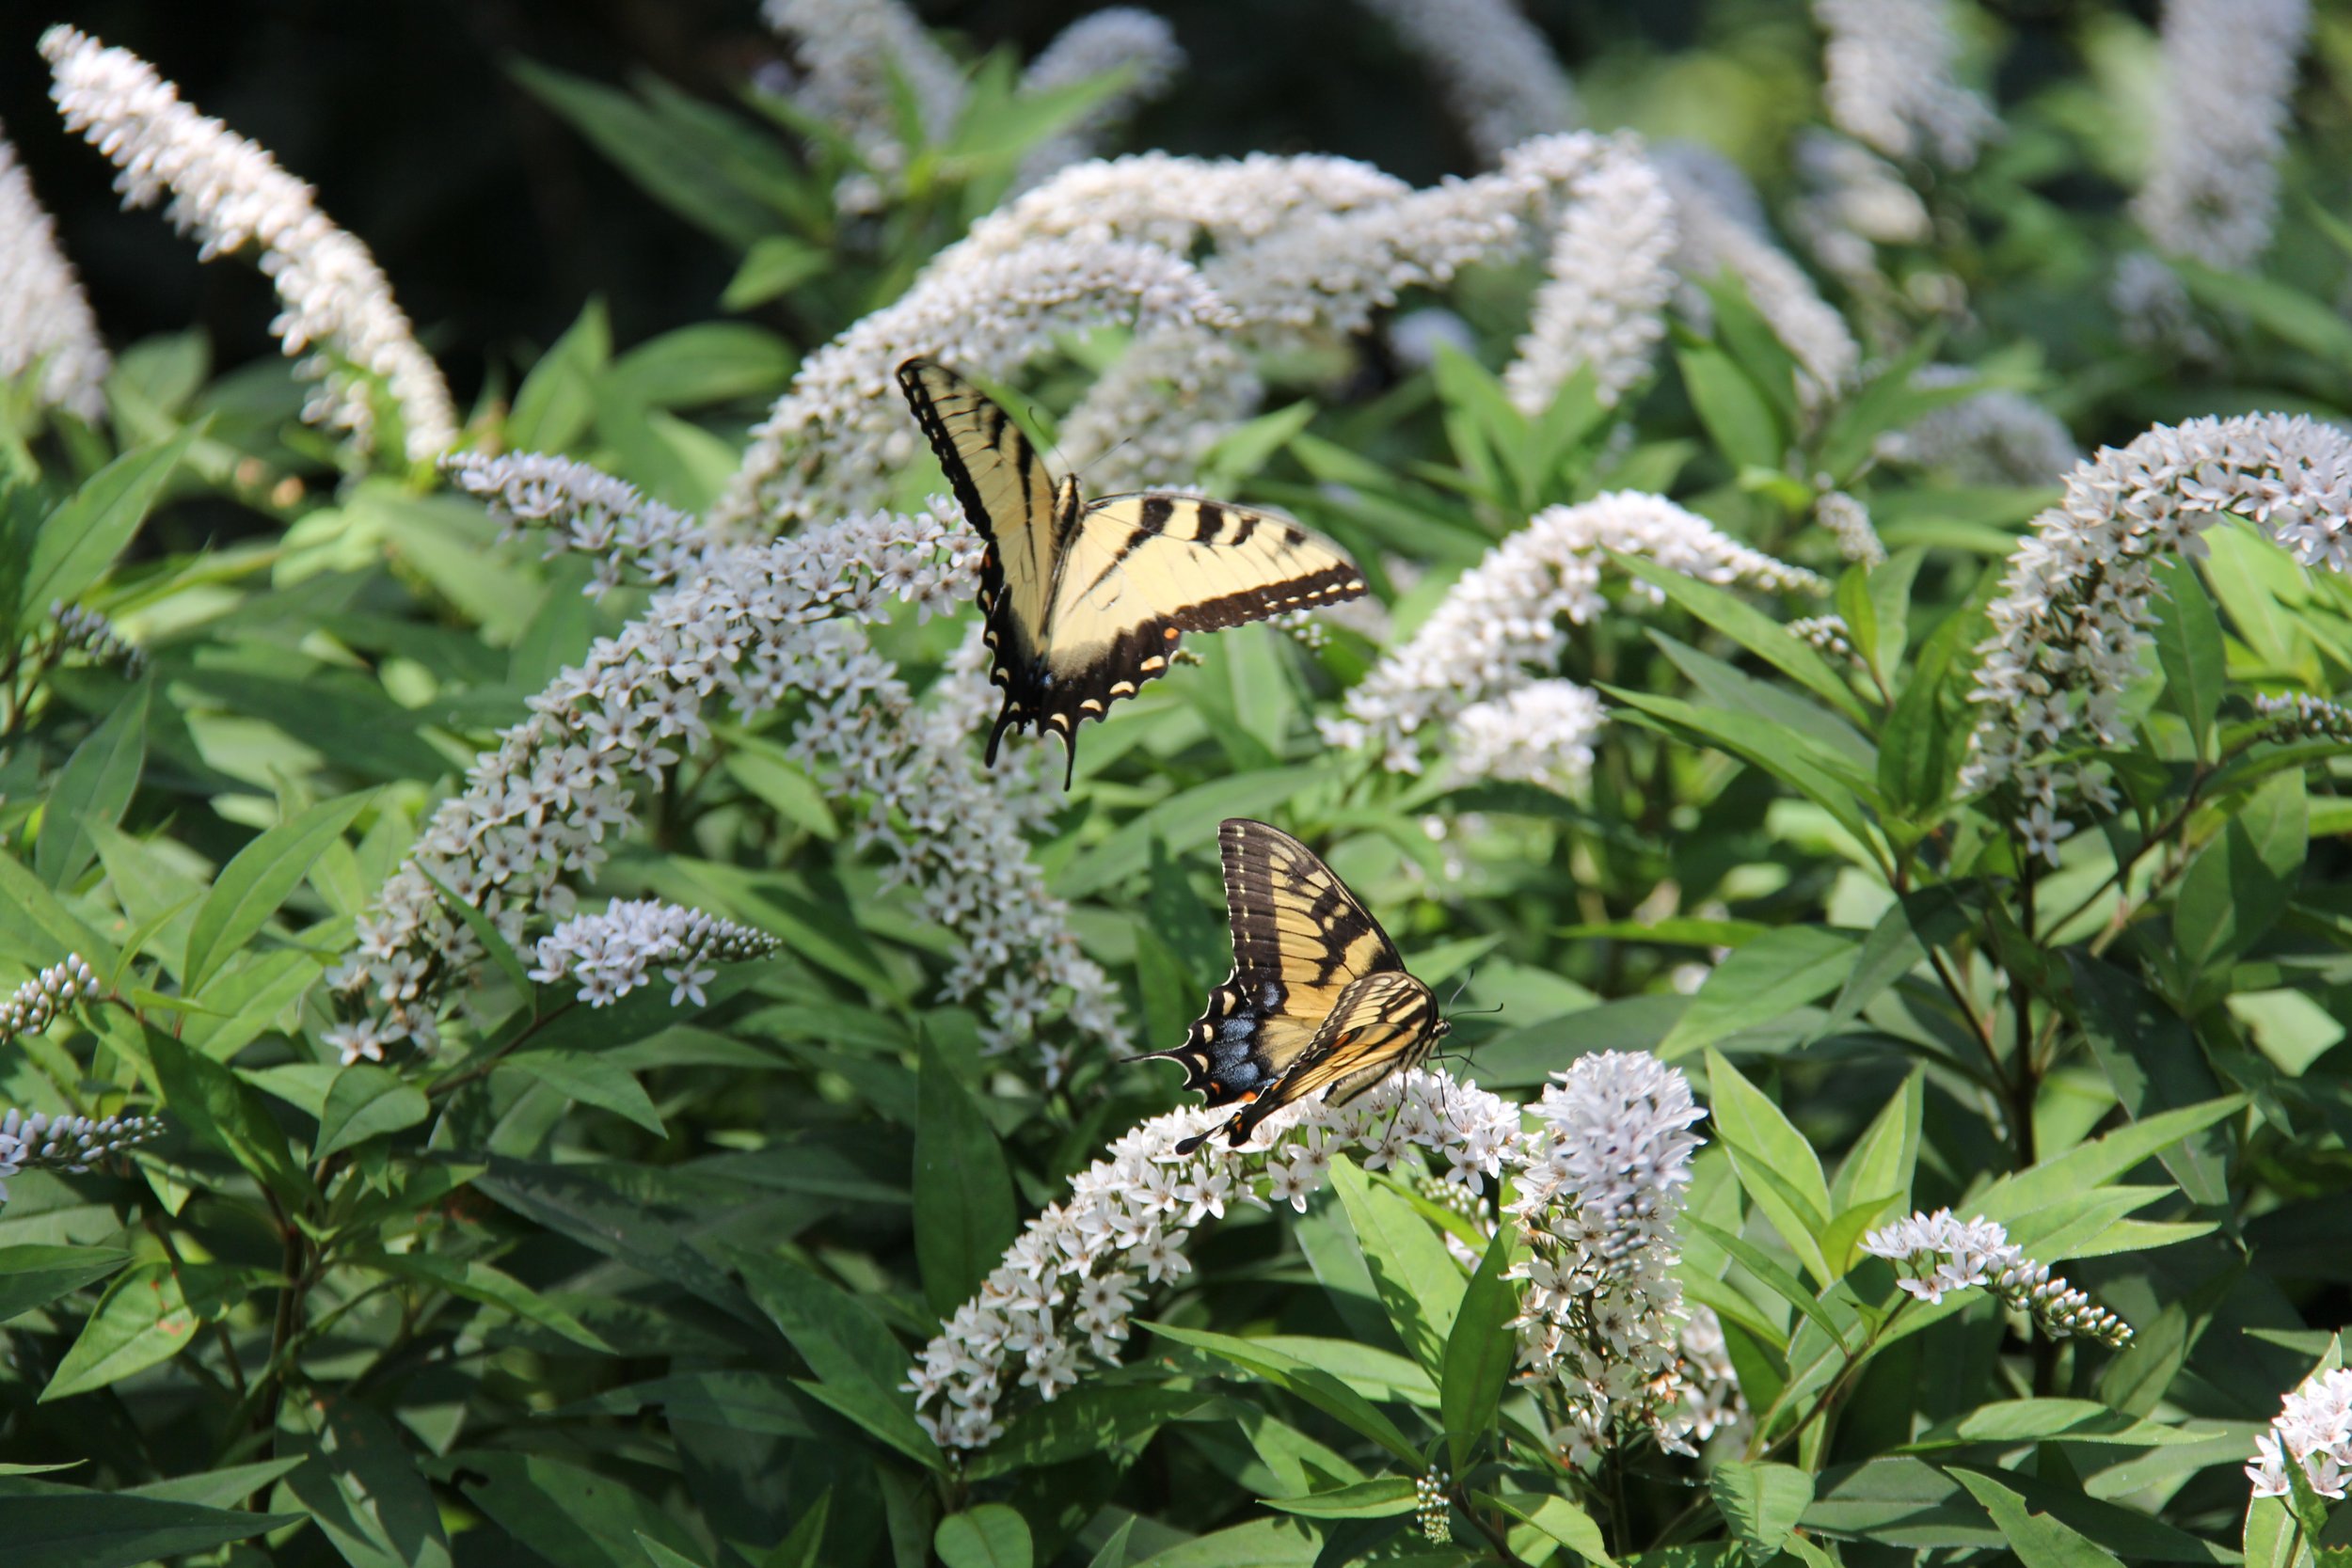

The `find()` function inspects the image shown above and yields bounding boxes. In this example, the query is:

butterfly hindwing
[897,359,1368,782]
[1136,820,1444,1154]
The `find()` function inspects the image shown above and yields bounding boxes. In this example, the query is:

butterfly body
[1138,819,1448,1154]
[897,359,1368,783]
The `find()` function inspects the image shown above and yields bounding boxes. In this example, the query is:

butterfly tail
[985,702,1016,768]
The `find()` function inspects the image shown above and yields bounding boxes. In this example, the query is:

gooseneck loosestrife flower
[1878,368,2080,486]
[41,27,457,463]
[530,901,784,1008]
[1,956,103,1045]
[1351,0,1580,165]
[1504,1051,1711,1462]
[2255,692,2352,746]
[1860,1210,2133,1346]
[0,124,110,419]
[1012,8,1185,193]
[2133,0,2312,274]
[46,604,147,679]
[1327,492,1822,782]
[2248,1367,2352,1502]
[1811,0,1995,169]
[911,1052,1731,1465]
[443,452,703,599]
[0,1108,162,1205]
[342,458,1121,1085]
[1960,415,2352,850]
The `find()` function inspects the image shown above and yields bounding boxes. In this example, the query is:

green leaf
[1263,1477,1417,1518]
[723,235,831,310]
[352,1250,614,1353]
[444,1451,707,1568]
[41,1260,243,1401]
[1329,1154,1465,1376]
[1687,1216,1849,1352]
[415,862,534,1004]
[1905,1399,2215,1449]
[1949,1468,2126,1568]
[513,64,783,250]
[609,323,794,408]
[284,1395,454,1568]
[723,740,839,841]
[506,299,611,452]
[2067,956,2231,1206]
[934,1505,1034,1568]
[1439,1226,1518,1475]
[1831,1072,1922,1219]
[1662,929,1857,1058]
[2174,257,2352,368]
[1971,1096,2244,1229]
[963,1388,1210,1481]
[913,1034,1018,1317]
[1705,1049,1836,1282]
[1606,685,1881,855]
[1615,552,1869,724]
[0,1243,132,1324]
[37,684,149,890]
[183,790,372,993]
[496,1051,666,1135]
[2172,769,2304,982]
[1486,1492,1618,1568]
[2152,560,2226,756]
[21,426,199,616]
[1678,341,1786,472]
[146,1026,310,1208]
[1714,1462,1817,1564]
[1143,1322,1421,1464]
[636,1538,710,1568]
[0,1474,299,1568]
[728,1248,942,1470]
[315,1063,431,1160]
[761,1491,832,1568]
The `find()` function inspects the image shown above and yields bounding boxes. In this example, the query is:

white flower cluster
[1013,8,1185,194]
[1503,1051,1709,1464]
[2133,0,2311,272]
[714,239,1233,532]
[0,955,102,1043]
[42,28,456,463]
[1055,325,1263,493]
[1655,154,1861,405]
[0,1107,162,1203]
[1787,129,1931,291]
[1878,367,2079,486]
[2255,691,2352,745]
[1353,0,1580,165]
[761,0,965,175]
[1812,0,1995,168]
[49,602,148,679]
[1788,612,1855,660]
[0,126,109,420]
[905,1067,1521,1449]
[1859,1209,2132,1345]
[1327,492,1822,777]
[1677,1305,1747,1447]
[2249,1367,2352,1501]
[334,501,970,1061]
[1816,490,1885,566]
[443,452,702,599]
[529,898,784,1008]
[1960,415,2352,838]
[1502,140,1677,414]
[723,132,1684,526]
[1451,682,1606,791]
[1413,1468,1453,1544]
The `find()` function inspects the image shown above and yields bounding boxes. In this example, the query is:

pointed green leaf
[1143,1322,1420,1464]
[1329,1154,1465,1376]
[315,1063,431,1159]
[1949,1468,2126,1568]
[37,684,149,890]
[934,1505,1033,1568]
[0,1244,132,1324]
[22,426,199,615]
[183,791,372,992]
[1663,928,1857,1057]
[913,1034,1018,1317]
[1714,1461,1817,1563]
[1440,1226,1518,1475]
[496,1051,665,1135]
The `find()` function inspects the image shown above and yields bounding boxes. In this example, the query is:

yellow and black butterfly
[1138,818,1449,1155]
[896,358,1368,784]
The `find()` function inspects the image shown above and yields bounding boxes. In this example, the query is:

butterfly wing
[1138,819,1405,1128]
[1214,969,1445,1149]
[1036,495,1364,774]
[895,357,1069,763]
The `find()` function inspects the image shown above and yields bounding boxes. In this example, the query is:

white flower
[0,1106,163,1203]
[0,125,109,418]
[1813,0,1996,168]
[41,27,456,460]
[1352,0,1579,165]
[1451,682,1606,791]
[0,954,103,1045]
[1879,367,2079,486]
[528,899,777,1007]
[1815,490,1885,566]
[1329,491,1822,778]
[2250,1368,2352,1500]
[1502,138,1677,414]
[444,452,704,597]
[2134,0,2311,272]
[1960,415,2352,822]
[761,0,964,166]
[1861,1209,2132,1343]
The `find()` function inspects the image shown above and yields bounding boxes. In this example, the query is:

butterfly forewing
[897,359,1368,781]
[1141,820,1439,1152]
[1223,970,1445,1148]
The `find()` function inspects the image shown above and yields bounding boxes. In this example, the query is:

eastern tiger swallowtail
[896,358,1369,784]
[1138,818,1448,1155]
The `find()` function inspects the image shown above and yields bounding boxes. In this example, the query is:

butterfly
[1137,818,1449,1156]
[896,358,1368,785]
